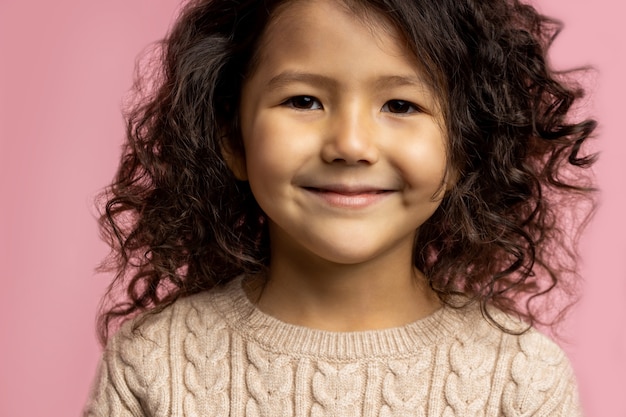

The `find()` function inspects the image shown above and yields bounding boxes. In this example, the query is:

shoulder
[453,306,575,377]
[94,285,235,410]
[103,282,239,380]
[109,285,232,354]
[449,305,568,358]
[501,328,581,416]
[475,309,572,372]
[450,307,581,416]
[85,286,237,417]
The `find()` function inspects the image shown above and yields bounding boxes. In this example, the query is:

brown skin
[97,0,595,344]
[235,0,446,331]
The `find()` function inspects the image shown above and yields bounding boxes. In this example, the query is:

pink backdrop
[1,1,624,416]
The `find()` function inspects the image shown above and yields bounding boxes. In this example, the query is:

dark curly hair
[96,0,596,344]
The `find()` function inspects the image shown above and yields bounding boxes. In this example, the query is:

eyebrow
[266,71,338,90]
[266,71,430,94]
[372,75,429,91]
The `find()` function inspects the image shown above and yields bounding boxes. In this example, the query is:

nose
[321,105,380,165]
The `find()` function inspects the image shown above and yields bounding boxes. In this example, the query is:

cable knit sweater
[84,277,583,417]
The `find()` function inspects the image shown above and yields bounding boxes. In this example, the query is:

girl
[85,0,596,415]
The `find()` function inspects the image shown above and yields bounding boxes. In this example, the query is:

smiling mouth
[304,186,390,194]
[303,186,393,208]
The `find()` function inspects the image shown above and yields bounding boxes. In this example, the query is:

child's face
[233,0,452,267]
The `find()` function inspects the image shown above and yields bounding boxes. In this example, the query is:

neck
[247,250,441,332]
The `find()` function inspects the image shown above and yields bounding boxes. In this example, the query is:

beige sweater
[84,277,582,416]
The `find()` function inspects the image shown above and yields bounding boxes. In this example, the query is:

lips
[302,185,394,208]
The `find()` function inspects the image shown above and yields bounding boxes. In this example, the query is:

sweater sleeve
[501,330,584,417]
[82,336,146,417]
[541,355,584,417]
[83,311,173,417]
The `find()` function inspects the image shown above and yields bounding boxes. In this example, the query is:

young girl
[84,0,596,415]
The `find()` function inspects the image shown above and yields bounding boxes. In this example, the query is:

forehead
[248,0,423,81]
[251,0,412,63]
[266,0,398,37]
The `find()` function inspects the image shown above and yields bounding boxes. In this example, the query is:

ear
[221,140,248,181]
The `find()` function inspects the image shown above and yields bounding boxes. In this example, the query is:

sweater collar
[210,276,476,360]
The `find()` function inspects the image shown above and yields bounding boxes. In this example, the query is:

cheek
[244,127,280,174]
[243,115,316,173]
[242,120,310,200]
[395,128,448,192]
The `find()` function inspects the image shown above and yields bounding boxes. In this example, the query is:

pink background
[0,1,624,416]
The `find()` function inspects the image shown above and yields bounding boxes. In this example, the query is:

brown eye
[283,96,323,110]
[382,99,420,114]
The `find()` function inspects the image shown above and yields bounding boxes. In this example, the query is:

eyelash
[281,96,422,114]
[282,96,323,110]
[381,99,421,114]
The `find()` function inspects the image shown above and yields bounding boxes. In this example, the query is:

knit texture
[84,277,583,417]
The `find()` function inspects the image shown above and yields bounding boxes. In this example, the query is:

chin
[308,244,398,267]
